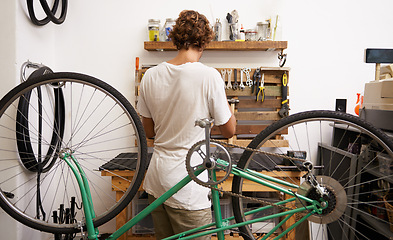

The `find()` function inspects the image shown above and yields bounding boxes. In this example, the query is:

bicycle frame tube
[64,154,320,240]
[61,153,98,240]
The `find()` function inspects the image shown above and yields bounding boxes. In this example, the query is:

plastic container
[148,19,160,41]
[131,192,154,234]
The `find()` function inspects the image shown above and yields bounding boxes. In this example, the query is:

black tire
[0,72,147,233]
[232,110,393,240]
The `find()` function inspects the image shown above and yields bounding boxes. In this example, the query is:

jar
[245,29,257,41]
[256,22,268,41]
[213,18,222,41]
[163,18,176,41]
[148,19,160,41]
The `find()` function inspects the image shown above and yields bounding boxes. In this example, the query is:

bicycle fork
[59,148,99,240]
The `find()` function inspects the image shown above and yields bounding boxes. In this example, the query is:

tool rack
[212,67,289,147]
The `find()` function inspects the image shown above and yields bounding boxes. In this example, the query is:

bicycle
[0,72,392,240]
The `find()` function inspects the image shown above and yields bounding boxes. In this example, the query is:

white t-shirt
[137,62,232,210]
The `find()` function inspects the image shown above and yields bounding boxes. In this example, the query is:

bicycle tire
[232,110,393,240]
[0,72,148,233]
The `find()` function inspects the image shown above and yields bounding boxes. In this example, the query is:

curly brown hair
[169,10,214,50]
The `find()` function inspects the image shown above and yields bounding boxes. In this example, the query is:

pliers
[256,73,265,102]
[252,68,261,94]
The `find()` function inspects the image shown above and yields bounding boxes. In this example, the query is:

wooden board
[211,124,288,136]
[144,41,288,51]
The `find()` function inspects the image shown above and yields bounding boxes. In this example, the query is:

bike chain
[188,139,308,211]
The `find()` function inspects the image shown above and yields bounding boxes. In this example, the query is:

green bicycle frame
[61,154,322,240]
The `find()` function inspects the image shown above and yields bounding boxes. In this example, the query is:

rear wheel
[232,110,393,240]
[0,72,147,233]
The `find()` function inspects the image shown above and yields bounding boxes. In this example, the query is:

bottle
[213,18,222,41]
[148,19,160,41]
[266,18,272,40]
[238,24,245,41]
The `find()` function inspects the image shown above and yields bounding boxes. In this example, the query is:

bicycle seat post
[195,118,214,168]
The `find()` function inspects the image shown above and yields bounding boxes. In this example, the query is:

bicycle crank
[186,140,232,186]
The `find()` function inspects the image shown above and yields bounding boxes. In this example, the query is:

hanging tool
[243,68,252,87]
[232,69,238,90]
[256,73,265,102]
[239,68,246,90]
[278,51,287,67]
[252,68,261,94]
[221,69,227,88]
[278,72,289,117]
[226,69,233,89]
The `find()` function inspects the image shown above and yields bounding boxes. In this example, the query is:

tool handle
[234,69,237,82]
[281,73,288,102]
[135,57,139,70]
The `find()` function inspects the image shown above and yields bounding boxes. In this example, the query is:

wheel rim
[232,111,393,240]
[0,74,146,233]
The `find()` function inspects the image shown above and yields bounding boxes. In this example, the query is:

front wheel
[232,110,393,240]
[0,72,148,233]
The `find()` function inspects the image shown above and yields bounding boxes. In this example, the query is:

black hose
[39,0,68,25]
[16,66,65,173]
[16,66,65,221]
[26,0,67,26]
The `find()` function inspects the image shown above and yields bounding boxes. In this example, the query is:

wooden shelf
[144,41,287,51]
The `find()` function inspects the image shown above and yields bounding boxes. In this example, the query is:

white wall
[1,0,393,239]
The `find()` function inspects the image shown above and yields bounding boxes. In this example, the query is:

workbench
[101,157,304,240]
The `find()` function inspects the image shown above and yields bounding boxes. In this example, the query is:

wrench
[243,68,252,87]
[239,69,245,90]
[221,69,227,86]
[226,69,232,89]
[232,69,238,90]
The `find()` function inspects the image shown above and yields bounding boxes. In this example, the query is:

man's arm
[218,103,236,138]
[142,117,155,139]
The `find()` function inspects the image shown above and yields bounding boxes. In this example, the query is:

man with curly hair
[137,10,236,240]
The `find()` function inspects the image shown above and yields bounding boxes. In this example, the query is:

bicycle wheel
[232,110,393,240]
[0,72,147,233]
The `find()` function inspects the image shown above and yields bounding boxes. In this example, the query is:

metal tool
[256,73,265,102]
[243,68,252,87]
[226,69,232,89]
[252,68,261,94]
[221,69,227,86]
[278,72,289,117]
[232,69,238,90]
[239,69,245,90]
[278,51,287,67]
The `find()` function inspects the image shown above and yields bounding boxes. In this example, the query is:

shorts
[148,194,212,240]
